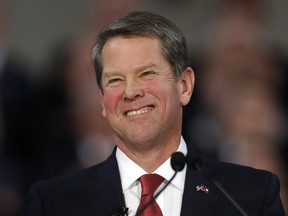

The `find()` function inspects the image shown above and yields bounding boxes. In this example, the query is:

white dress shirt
[116,136,187,216]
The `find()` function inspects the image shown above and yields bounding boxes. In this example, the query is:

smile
[126,106,154,116]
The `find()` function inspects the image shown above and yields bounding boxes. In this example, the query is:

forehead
[103,35,162,54]
[102,36,168,71]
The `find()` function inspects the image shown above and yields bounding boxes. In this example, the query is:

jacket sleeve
[263,173,286,216]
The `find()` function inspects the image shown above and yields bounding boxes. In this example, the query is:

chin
[127,130,159,145]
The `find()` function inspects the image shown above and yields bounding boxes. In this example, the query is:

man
[28,11,285,216]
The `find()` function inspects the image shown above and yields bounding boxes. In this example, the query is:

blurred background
[0,0,287,215]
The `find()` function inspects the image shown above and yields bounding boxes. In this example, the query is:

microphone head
[171,152,186,172]
[186,152,202,170]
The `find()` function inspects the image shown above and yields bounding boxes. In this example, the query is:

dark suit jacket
[28,148,285,216]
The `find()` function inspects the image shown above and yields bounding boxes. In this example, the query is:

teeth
[126,107,153,116]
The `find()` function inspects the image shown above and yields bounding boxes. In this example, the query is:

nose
[123,78,144,101]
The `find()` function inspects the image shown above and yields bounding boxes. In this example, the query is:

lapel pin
[196,184,209,193]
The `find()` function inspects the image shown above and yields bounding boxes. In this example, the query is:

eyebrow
[136,63,157,72]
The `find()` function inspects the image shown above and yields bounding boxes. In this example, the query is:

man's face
[100,36,193,150]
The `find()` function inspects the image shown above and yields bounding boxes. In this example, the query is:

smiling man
[99,36,193,173]
[28,11,285,216]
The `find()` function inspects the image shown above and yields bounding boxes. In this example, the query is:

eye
[106,77,123,86]
[141,71,156,78]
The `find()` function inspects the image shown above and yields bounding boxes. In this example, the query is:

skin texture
[100,36,194,172]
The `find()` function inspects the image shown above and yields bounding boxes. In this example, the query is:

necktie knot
[137,174,164,215]
[139,174,164,196]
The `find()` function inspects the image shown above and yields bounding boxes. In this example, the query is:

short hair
[92,11,189,91]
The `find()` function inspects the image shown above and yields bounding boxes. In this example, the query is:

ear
[100,94,107,118]
[179,67,195,106]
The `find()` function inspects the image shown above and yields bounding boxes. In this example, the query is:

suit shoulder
[30,153,118,195]
[201,157,278,183]
[32,162,107,189]
[194,157,285,215]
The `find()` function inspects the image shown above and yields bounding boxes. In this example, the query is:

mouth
[126,106,154,117]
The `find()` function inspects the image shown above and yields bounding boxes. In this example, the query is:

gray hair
[92,11,189,91]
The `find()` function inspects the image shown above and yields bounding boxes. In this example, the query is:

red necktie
[137,174,164,216]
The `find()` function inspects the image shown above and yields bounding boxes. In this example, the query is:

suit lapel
[180,156,221,216]
[82,148,127,215]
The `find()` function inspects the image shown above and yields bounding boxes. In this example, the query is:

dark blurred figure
[29,43,78,178]
[0,1,35,215]
[182,0,288,212]
[28,0,141,179]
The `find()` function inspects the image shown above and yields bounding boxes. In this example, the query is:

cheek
[144,80,165,94]
[145,81,181,114]
[147,79,180,99]
[102,88,123,115]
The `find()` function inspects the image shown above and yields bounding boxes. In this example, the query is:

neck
[116,135,181,173]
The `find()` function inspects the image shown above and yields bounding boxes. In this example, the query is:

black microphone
[135,151,186,216]
[171,151,186,172]
[186,152,249,216]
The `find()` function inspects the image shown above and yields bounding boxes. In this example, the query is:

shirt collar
[116,136,187,193]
